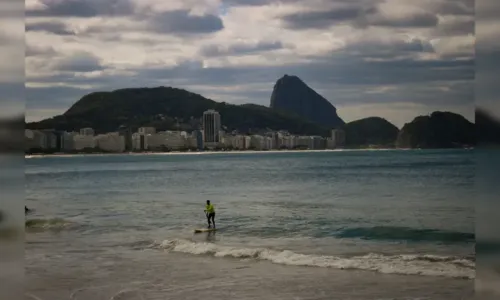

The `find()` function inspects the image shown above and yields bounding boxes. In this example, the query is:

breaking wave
[25,218,75,230]
[153,239,475,279]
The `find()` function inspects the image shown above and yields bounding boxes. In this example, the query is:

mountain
[270,74,344,128]
[476,108,500,147]
[25,86,329,136]
[342,117,399,147]
[396,111,475,148]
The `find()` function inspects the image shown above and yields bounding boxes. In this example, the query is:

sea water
[25,149,475,299]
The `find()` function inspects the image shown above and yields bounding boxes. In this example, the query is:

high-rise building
[118,126,133,151]
[202,109,221,148]
[331,129,346,148]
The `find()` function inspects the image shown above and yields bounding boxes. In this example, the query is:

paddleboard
[194,228,217,233]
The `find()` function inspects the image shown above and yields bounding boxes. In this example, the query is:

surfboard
[194,228,217,233]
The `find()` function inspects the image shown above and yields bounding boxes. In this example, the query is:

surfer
[204,200,216,228]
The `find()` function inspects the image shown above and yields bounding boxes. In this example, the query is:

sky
[4,0,490,127]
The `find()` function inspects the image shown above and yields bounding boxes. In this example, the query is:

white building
[237,135,251,150]
[202,109,221,148]
[250,135,266,150]
[61,131,78,151]
[25,129,45,149]
[326,138,335,149]
[163,131,187,150]
[296,136,313,149]
[98,133,125,152]
[73,134,95,150]
[80,128,95,136]
[264,136,274,150]
[94,132,125,152]
[145,133,166,150]
[331,129,346,148]
[138,127,156,135]
[281,135,296,149]
[145,131,187,150]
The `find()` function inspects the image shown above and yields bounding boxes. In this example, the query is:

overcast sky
[10,0,484,126]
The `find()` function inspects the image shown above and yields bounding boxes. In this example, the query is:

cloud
[280,2,439,30]
[435,18,474,36]
[200,40,283,57]
[52,52,105,73]
[281,6,368,29]
[26,0,136,18]
[26,21,75,35]
[146,9,224,35]
[24,0,477,127]
[25,44,57,57]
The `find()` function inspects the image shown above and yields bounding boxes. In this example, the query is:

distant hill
[476,108,500,147]
[396,111,475,148]
[342,117,399,148]
[270,74,344,128]
[25,86,329,136]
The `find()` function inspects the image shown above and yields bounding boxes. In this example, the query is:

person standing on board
[204,200,216,228]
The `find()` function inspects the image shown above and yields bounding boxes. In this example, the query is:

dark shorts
[207,212,215,218]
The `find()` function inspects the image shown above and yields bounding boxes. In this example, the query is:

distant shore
[24,147,473,159]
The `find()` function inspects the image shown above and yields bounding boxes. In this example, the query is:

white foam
[156,239,475,279]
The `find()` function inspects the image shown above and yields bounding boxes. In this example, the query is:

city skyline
[23,0,477,128]
[25,108,350,153]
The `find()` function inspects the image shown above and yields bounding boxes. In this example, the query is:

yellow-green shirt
[205,204,215,213]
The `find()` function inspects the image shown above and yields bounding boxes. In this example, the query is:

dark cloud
[281,5,439,30]
[200,41,283,57]
[221,0,300,6]
[147,10,224,35]
[53,52,105,72]
[434,0,474,16]
[282,6,368,29]
[26,21,75,35]
[360,11,439,28]
[435,19,474,36]
[26,45,474,119]
[347,38,435,58]
[26,0,135,18]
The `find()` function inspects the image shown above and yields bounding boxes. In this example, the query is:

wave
[334,226,475,243]
[25,218,75,230]
[152,239,475,279]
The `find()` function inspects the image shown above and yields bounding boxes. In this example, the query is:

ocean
[25,149,475,300]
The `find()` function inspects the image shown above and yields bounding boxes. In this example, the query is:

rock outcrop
[342,117,399,147]
[270,74,344,128]
[396,111,475,148]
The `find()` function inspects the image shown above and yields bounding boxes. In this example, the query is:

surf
[152,238,475,279]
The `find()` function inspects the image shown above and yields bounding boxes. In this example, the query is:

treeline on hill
[26,87,476,148]
[26,87,329,136]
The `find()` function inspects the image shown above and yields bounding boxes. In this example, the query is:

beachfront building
[250,135,265,150]
[331,129,346,148]
[132,133,146,151]
[202,109,221,149]
[138,127,156,135]
[94,132,125,152]
[73,134,95,150]
[79,127,95,136]
[25,130,45,150]
[163,131,187,150]
[60,131,78,151]
[144,131,187,151]
[311,136,325,149]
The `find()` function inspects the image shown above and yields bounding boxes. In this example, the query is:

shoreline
[24,147,472,159]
